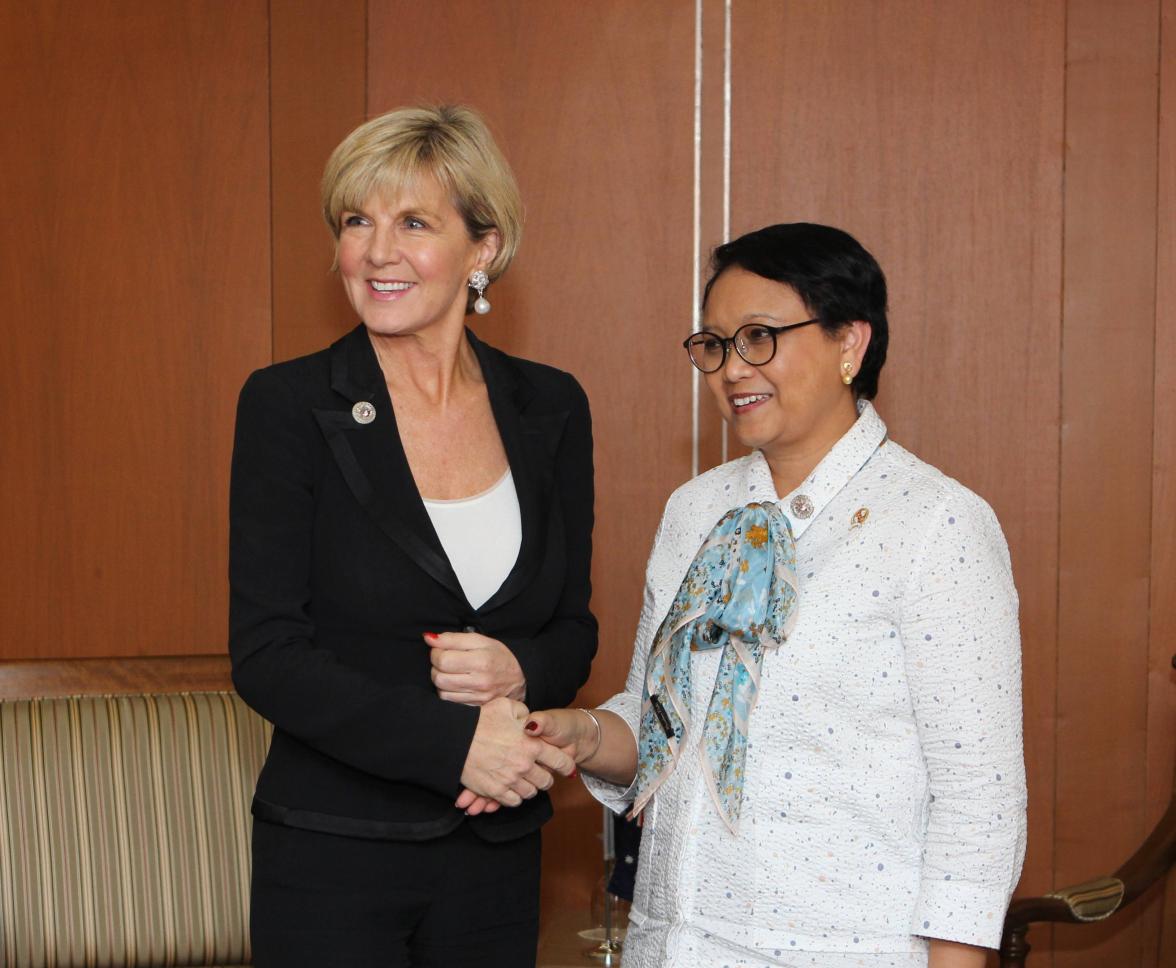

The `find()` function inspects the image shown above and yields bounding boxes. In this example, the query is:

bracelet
[577,708,603,764]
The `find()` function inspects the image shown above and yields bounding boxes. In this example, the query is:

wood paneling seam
[692,0,703,479]
[1052,2,1070,931]
[719,0,733,464]
[1145,0,1164,827]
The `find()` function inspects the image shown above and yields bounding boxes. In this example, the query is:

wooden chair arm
[1005,875,1125,928]
[999,793,1176,966]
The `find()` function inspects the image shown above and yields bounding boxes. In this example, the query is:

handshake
[425,629,596,816]
[457,698,589,816]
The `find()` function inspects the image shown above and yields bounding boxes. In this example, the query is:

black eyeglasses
[683,318,822,373]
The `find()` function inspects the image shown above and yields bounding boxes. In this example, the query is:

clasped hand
[456,697,574,814]
[426,630,570,815]
[426,630,526,704]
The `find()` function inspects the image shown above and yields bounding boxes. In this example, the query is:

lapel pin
[351,401,376,425]
[789,494,814,519]
[850,507,870,529]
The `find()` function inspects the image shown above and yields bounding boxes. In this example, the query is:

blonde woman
[229,105,596,967]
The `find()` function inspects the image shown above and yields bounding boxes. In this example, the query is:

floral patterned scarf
[630,502,799,834]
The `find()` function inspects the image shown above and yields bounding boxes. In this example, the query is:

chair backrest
[998,662,1176,968]
[0,655,270,968]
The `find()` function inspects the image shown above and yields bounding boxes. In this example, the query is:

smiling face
[336,172,498,338]
[701,267,870,469]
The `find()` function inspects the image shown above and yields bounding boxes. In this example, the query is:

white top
[584,402,1026,968]
[422,470,521,610]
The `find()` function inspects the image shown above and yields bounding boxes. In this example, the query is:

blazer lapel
[469,331,569,614]
[312,325,572,612]
[313,326,466,600]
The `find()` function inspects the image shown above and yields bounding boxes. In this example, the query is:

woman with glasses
[522,223,1026,968]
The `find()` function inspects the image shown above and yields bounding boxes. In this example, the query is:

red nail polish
[524,721,539,732]
[570,768,578,779]
[424,632,438,641]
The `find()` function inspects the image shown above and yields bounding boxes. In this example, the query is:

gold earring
[841,361,854,385]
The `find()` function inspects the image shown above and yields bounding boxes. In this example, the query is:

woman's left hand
[427,631,526,705]
[454,788,503,816]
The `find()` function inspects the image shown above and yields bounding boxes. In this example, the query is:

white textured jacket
[585,403,1026,967]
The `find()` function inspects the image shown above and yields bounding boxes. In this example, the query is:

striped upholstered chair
[0,655,270,968]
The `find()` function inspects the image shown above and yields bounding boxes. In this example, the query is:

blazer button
[463,624,479,634]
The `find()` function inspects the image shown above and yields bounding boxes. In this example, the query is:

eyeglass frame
[682,317,824,373]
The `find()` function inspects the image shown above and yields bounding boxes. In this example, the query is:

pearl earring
[841,361,854,385]
[469,270,491,315]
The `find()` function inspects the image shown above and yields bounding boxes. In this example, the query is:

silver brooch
[351,401,376,425]
[789,494,814,519]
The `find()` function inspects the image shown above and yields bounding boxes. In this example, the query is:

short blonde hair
[321,104,522,279]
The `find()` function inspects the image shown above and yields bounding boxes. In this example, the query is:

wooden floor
[537,909,625,967]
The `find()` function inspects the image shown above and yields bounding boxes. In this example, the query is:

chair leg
[999,924,1030,968]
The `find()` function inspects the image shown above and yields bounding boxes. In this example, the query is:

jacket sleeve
[228,368,478,798]
[901,487,1028,949]
[501,374,598,711]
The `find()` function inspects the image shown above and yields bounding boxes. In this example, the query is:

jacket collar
[746,400,888,539]
[314,324,562,612]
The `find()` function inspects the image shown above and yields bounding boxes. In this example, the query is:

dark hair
[702,223,889,399]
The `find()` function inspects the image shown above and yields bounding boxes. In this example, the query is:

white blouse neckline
[421,468,513,507]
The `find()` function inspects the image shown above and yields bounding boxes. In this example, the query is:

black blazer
[229,324,597,842]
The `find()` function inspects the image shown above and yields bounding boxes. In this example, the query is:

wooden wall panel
[0,0,271,659]
[1055,2,1160,966]
[729,0,1066,926]
[366,0,697,916]
[270,0,367,363]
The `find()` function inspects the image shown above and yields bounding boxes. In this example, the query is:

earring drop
[469,270,491,315]
[841,361,854,385]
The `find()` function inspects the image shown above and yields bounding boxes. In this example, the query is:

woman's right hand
[523,708,597,763]
[526,707,638,787]
[459,697,575,807]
